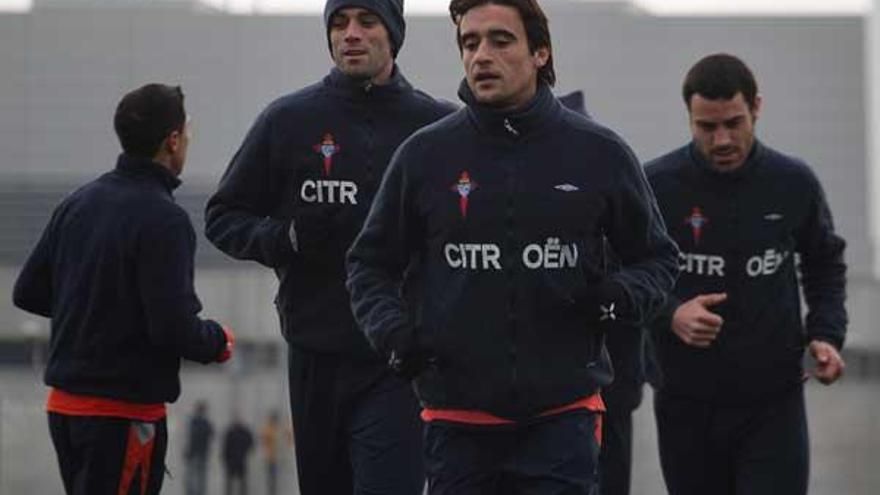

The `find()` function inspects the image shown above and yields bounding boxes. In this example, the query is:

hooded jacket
[346,82,679,419]
[646,142,847,403]
[205,67,454,359]
[13,154,228,404]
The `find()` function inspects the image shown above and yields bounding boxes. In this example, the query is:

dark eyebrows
[724,116,745,126]
[459,28,517,45]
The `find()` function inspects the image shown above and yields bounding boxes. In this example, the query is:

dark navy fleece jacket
[205,67,455,359]
[646,142,847,403]
[346,82,679,419]
[13,154,227,404]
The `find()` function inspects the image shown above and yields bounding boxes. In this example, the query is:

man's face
[329,7,394,83]
[458,3,548,110]
[688,92,762,172]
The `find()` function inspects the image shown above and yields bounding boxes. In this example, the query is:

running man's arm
[603,142,681,326]
[13,212,57,318]
[205,108,293,268]
[796,168,847,349]
[138,209,229,363]
[346,144,421,357]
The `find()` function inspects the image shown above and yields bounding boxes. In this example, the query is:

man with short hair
[204,1,454,494]
[13,83,234,495]
[646,53,847,495]
[346,1,679,492]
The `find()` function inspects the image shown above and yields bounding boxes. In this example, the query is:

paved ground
[1,367,877,494]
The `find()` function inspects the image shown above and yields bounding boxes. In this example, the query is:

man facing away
[646,53,847,495]
[346,1,679,493]
[13,83,234,495]
[204,1,455,493]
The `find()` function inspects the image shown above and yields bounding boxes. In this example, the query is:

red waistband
[47,388,166,422]
[421,393,605,426]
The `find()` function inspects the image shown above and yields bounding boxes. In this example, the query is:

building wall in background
[0,0,867,337]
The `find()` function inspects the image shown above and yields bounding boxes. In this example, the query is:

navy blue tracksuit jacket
[205,67,454,359]
[646,141,847,403]
[13,155,228,404]
[347,82,680,420]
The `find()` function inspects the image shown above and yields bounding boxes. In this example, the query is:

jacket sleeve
[602,143,681,326]
[12,211,57,318]
[205,108,293,268]
[346,143,420,357]
[138,209,228,363]
[795,169,847,349]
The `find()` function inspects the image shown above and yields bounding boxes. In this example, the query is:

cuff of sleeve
[375,322,415,358]
[650,294,681,336]
[808,333,844,351]
[217,326,235,363]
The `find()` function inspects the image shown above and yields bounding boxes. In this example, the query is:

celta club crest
[313,133,341,176]
[684,207,709,245]
[451,171,478,219]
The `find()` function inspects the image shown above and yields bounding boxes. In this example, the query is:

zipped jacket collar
[324,65,412,100]
[688,139,766,182]
[114,153,181,192]
[458,80,560,140]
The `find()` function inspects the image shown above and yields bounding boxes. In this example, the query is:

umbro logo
[554,184,580,192]
[764,213,784,221]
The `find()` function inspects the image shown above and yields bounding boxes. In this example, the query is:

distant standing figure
[185,401,214,495]
[260,411,282,495]
[222,417,255,495]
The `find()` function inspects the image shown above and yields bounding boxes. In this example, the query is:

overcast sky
[0,0,871,15]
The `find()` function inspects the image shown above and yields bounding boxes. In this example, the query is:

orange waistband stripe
[421,393,605,426]
[47,388,166,422]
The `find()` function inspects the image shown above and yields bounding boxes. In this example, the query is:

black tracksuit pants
[424,411,602,494]
[287,346,424,495]
[48,413,168,495]
[599,408,634,495]
[654,384,808,495]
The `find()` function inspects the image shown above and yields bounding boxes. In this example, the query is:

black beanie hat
[324,0,405,58]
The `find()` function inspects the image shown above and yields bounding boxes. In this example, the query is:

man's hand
[388,348,437,381]
[217,326,235,363]
[671,293,727,348]
[808,340,845,385]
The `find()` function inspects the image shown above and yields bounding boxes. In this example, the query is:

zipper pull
[503,118,520,137]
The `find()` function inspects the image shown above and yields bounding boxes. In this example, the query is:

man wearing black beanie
[205,1,455,494]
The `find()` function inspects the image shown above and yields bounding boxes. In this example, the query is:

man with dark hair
[13,83,234,495]
[346,1,678,493]
[646,53,847,495]
[204,1,454,494]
